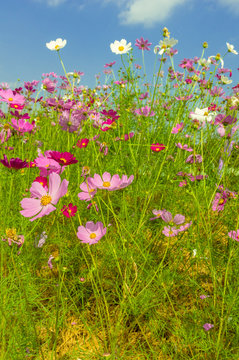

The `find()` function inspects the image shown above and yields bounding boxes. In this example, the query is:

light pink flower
[34,154,62,176]
[161,211,185,225]
[11,118,35,133]
[77,221,107,245]
[89,172,133,191]
[175,143,193,152]
[150,209,167,221]
[203,323,214,331]
[228,230,239,241]
[135,106,155,117]
[0,89,25,106]
[171,122,184,134]
[212,192,228,211]
[162,226,179,237]
[20,172,69,221]
[78,179,97,201]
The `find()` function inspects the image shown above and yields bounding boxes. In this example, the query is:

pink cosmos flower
[34,154,62,177]
[228,230,239,241]
[78,179,97,201]
[203,323,214,331]
[135,37,152,51]
[42,78,57,94]
[20,172,69,221]
[104,61,116,68]
[11,118,35,133]
[212,192,228,211]
[61,203,77,218]
[150,209,167,221]
[161,211,185,225]
[135,106,155,117]
[185,154,202,163]
[0,89,25,106]
[89,172,134,191]
[171,122,184,134]
[77,221,107,245]
[162,226,179,237]
[151,143,166,152]
[200,295,210,300]
[48,255,54,269]
[175,143,193,152]
[139,92,149,100]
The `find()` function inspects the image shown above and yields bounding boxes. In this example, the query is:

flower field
[0,29,239,359]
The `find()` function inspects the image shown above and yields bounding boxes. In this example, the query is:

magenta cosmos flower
[151,143,166,152]
[20,172,69,221]
[228,230,239,241]
[61,203,77,218]
[48,151,78,166]
[77,221,107,245]
[89,172,134,191]
[0,154,28,169]
[135,37,152,51]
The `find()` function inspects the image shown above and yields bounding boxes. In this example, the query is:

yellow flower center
[218,199,225,205]
[3,123,10,130]
[60,158,67,163]
[6,228,17,240]
[90,233,97,239]
[89,189,95,193]
[55,45,60,50]
[103,181,111,187]
[118,46,124,51]
[204,111,208,116]
[40,195,52,206]
[8,98,13,101]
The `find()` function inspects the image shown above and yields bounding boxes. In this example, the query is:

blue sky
[1,0,239,89]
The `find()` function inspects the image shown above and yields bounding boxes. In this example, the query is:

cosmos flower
[78,179,97,201]
[77,221,107,245]
[11,118,35,133]
[171,122,184,134]
[154,38,178,55]
[150,143,166,152]
[46,38,67,51]
[0,89,25,106]
[76,138,89,148]
[203,323,214,331]
[110,39,132,55]
[61,203,77,218]
[20,172,69,221]
[228,230,239,241]
[189,107,217,124]
[226,42,238,55]
[89,172,134,191]
[48,151,78,166]
[135,37,152,51]
[0,154,28,169]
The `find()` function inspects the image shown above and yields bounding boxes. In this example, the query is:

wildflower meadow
[1,29,239,359]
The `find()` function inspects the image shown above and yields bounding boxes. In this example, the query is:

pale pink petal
[30,182,47,198]
[102,172,111,182]
[161,211,172,223]
[173,214,185,225]
[30,204,56,221]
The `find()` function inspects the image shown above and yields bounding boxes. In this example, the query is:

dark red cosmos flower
[100,109,120,121]
[61,203,77,218]
[48,151,78,166]
[76,138,89,148]
[0,154,28,169]
[150,143,166,152]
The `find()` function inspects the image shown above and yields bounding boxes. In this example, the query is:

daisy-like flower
[212,192,228,211]
[0,89,25,106]
[34,154,62,177]
[89,172,133,191]
[189,107,217,124]
[20,172,69,222]
[2,228,24,247]
[154,38,178,55]
[61,203,77,218]
[77,221,107,245]
[135,37,152,51]
[221,75,233,85]
[78,179,97,201]
[46,38,67,51]
[48,151,78,166]
[228,230,239,241]
[135,106,155,117]
[175,143,193,152]
[162,226,179,237]
[151,143,166,152]
[0,154,28,169]
[76,138,89,148]
[11,118,35,133]
[150,209,167,221]
[203,323,214,331]
[226,42,238,55]
[171,122,184,134]
[110,39,132,55]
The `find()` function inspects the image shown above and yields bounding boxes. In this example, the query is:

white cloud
[103,0,191,27]
[217,0,239,15]
[33,0,67,6]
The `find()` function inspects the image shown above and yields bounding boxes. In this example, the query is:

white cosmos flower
[221,75,233,84]
[189,107,217,124]
[208,55,224,68]
[226,42,238,55]
[110,39,132,55]
[154,37,178,55]
[46,38,67,51]
[198,58,211,67]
